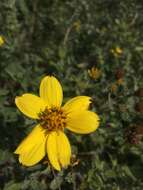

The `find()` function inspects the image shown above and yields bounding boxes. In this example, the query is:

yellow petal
[63,96,92,113]
[40,76,63,108]
[66,110,100,134]
[47,131,71,171]
[15,125,46,154]
[15,125,46,166]
[57,131,71,168]
[15,94,46,119]
[46,131,61,171]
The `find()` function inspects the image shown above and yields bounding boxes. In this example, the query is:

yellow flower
[116,78,124,86]
[15,76,100,171]
[0,36,4,46]
[110,47,123,57]
[88,67,102,80]
[115,47,123,54]
[73,20,81,32]
[111,83,118,93]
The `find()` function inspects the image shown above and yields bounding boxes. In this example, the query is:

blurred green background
[0,0,143,189]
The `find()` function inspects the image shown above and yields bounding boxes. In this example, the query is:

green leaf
[50,175,63,190]
[4,181,21,190]
[122,165,136,181]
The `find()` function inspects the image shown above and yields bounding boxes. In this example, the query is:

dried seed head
[115,68,124,79]
[125,125,143,144]
[135,101,143,113]
[135,88,143,97]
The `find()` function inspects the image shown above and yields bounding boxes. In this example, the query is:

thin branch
[78,151,96,156]
[71,166,76,190]
[51,166,62,190]
[63,25,73,46]
[129,13,138,27]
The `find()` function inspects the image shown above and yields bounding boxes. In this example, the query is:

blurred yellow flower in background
[73,20,81,32]
[0,36,4,46]
[110,46,123,57]
[111,79,124,93]
[115,47,123,54]
[88,67,102,80]
[116,78,124,86]
[15,76,100,171]
[111,83,118,93]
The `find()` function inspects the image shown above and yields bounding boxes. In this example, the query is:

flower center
[38,107,67,132]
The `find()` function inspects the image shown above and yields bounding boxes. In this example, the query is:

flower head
[15,76,100,170]
[73,20,81,32]
[0,36,4,46]
[125,124,143,144]
[110,46,123,57]
[88,67,102,80]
